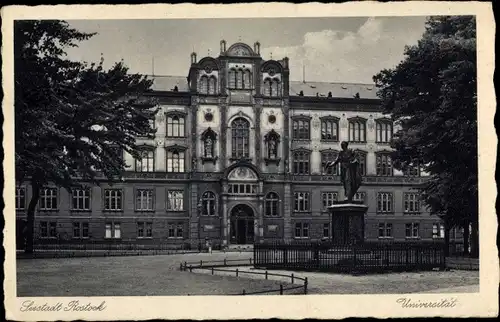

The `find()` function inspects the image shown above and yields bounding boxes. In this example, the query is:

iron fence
[254,240,446,274]
[180,258,308,295]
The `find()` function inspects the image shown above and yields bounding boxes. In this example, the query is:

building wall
[15,42,448,246]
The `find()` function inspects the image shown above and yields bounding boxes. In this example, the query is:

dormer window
[228,68,252,90]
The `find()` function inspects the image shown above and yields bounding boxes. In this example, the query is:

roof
[148,75,189,92]
[147,75,378,99]
[289,81,378,99]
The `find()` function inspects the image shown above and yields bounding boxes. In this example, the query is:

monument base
[328,201,368,245]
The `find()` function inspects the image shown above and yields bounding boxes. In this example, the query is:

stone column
[221,182,228,246]
[254,104,262,167]
[219,101,228,168]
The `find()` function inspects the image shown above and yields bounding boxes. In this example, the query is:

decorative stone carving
[228,167,258,181]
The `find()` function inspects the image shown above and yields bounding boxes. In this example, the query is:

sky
[66,16,428,84]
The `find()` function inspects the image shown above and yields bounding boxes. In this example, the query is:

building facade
[16,41,454,248]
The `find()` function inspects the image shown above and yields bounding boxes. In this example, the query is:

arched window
[228,69,236,88]
[292,117,311,140]
[355,150,367,176]
[376,153,392,176]
[199,76,208,94]
[167,148,185,172]
[376,120,393,143]
[348,118,366,142]
[236,69,244,89]
[263,79,272,96]
[320,117,339,141]
[271,80,279,97]
[201,191,216,216]
[243,70,252,89]
[208,76,217,95]
[135,149,155,172]
[166,114,185,138]
[265,192,279,217]
[231,118,250,159]
[293,150,310,175]
[321,150,340,175]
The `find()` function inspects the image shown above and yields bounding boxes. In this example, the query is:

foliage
[373,16,477,229]
[15,20,158,252]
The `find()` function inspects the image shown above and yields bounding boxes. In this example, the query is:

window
[348,118,366,142]
[40,188,58,210]
[263,78,280,97]
[293,150,310,175]
[433,223,445,239]
[243,70,251,89]
[199,76,208,94]
[135,189,154,211]
[321,150,340,175]
[265,192,279,217]
[228,184,258,194]
[294,223,310,239]
[377,192,393,213]
[292,118,310,140]
[378,223,393,238]
[321,192,338,210]
[166,114,185,137]
[376,120,393,143]
[135,149,155,172]
[209,76,217,94]
[16,187,26,210]
[236,70,243,89]
[376,153,393,176]
[231,118,250,159]
[40,221,57,238]
[405,223,420,238]
[355,151,367,176]
[323,223,330,239]
[404,161,421,177]
[228,69,236,88]
[167,149,185,172]
[320,118,339,141]
[105,222,121,239]
[168,222,184,238]
[404,193,421,213]
[71,188,91,211]
[73,222,89,239]
[294,192,310,212]
[201,191,216,216]
[353,192,366,203]
[167,190,184,211]
[137,222,153,238]
[104,189,122,211]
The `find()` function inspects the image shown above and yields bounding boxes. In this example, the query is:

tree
[373,16,478,257]
[15,20,158,253]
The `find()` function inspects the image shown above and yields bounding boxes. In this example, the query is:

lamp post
[197,198,203,251]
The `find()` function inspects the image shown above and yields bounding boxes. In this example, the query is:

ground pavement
[17,251,479,296]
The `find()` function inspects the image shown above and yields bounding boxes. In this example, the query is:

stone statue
[325,141,362,202]
[204,137,213,158]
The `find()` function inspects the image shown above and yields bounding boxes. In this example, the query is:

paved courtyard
[17,252,479,296]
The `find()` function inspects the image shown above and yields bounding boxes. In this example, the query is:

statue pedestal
[328,201,368,245]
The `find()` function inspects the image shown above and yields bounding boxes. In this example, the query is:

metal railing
[254,240,446,274]
[180,258,308,295]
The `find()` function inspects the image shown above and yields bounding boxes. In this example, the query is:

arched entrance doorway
[230,204,255,244]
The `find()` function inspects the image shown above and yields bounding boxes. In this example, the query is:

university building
[16,41,454,248]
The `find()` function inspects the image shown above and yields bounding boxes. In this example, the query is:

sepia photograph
[2,2,498,320]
